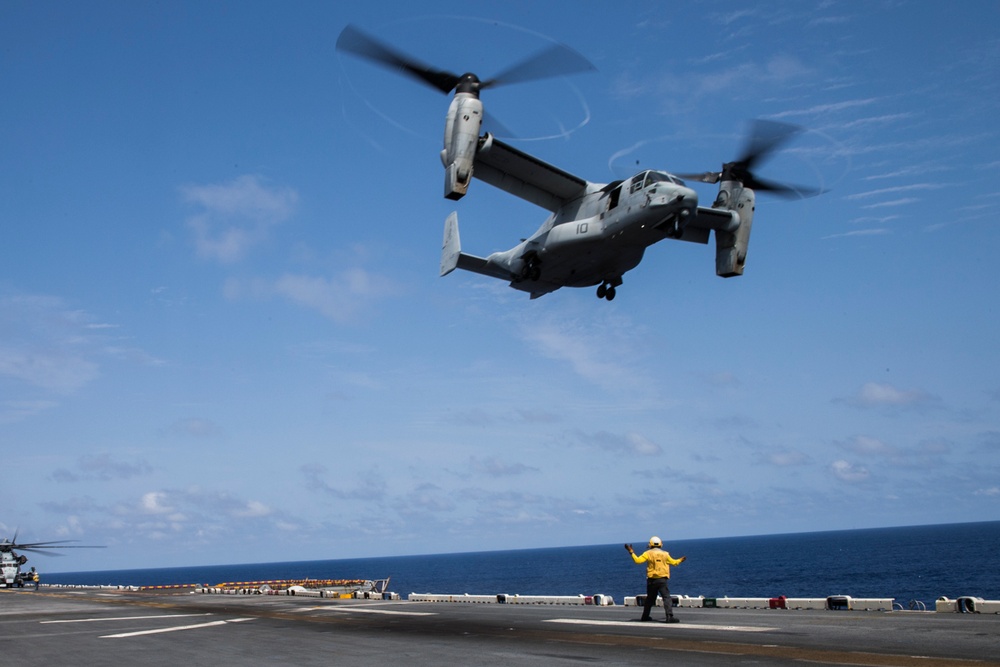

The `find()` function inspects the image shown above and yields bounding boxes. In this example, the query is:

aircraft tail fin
[441,212,462,276]
[440,212,511,281]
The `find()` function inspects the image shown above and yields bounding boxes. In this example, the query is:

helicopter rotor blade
[736,119,803,172]
[338,25,595,96]
[15,547,69,557]
[678,120,821,199]
[2,537,106,554]
[675,170,722,185]
[483,42,595,89]
[336,24,461,94]
[742,175,822,199]
[15,540,81,548]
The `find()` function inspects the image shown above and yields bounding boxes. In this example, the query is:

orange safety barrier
[210,578,371,590]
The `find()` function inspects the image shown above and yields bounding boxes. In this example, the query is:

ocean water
[43,521,999,608]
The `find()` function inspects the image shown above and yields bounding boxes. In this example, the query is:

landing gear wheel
[596,282,617,301]
[520,260,541,282]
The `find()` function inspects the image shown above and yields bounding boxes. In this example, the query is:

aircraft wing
[668,205,738,244]
[688,206,739,232]
[473,134,589,212]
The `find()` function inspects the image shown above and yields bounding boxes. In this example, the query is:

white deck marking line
[100,618,254,638]
[544,619,776,632]
[318,608,437,617]
[43,614,212,624]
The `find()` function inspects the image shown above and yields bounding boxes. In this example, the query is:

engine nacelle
[714,182,755,277]
[441,93,483,200]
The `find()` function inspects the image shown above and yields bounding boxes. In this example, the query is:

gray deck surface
[2,588,998,666]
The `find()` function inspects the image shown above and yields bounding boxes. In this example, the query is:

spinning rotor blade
[336,24,461,94]
[742,175,820,198]
[678,170,723,185]
[483,42,595,89]
[14,547,69,557]
[736,119,803,173]
[337,24,595,95]
[678,120,820,199]
[2,537,105,556]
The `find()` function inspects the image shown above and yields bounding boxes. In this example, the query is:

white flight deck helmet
[648,536,662,548]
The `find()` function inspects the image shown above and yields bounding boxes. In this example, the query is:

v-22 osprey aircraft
[337,25,817,300]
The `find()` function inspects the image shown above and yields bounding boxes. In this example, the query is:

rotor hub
[455,73,483,96]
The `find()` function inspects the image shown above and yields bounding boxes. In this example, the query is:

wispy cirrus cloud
[770,97,880,119]
[0,292,156,400]
[844,183,948,200]
[822,228,891,240]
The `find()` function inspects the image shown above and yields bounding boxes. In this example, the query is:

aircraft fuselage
[485,171,698,296]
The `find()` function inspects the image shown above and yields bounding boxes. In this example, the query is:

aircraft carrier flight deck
[2,586,999,667]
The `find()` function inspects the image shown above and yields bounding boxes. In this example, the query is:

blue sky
[2,1,998,572]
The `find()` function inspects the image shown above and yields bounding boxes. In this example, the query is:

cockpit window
[644,171,686,187]
[629,173,646,194]
[628,171,686,194]
[643,171,667,188]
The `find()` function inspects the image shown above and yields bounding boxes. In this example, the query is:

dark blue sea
[44,521,999,608]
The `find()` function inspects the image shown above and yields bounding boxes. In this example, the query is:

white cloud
[0,292,142,397]
[830,459,870,482]
[300,463,387,501]
[181,175,298,263]
[0,345,98,392]
[841,382,936,409]
[762,449,810,467]
[140,491,173,515]
[52,453,153,483]
[224,270,397,324]
[164,418,224,438]
[578,430,663,457]
[839,435,898,457]
[517,316,649,391]
[0,400,57,424]
[469,456,538,477]
[233,500,272,518]
[273,271,392,320]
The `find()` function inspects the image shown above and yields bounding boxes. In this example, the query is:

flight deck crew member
[625,536,686,622]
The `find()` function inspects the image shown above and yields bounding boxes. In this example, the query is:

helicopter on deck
[1,534,104,588]
[336,25,819,300]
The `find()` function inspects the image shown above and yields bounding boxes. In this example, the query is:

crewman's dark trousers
[642,577,673,620]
